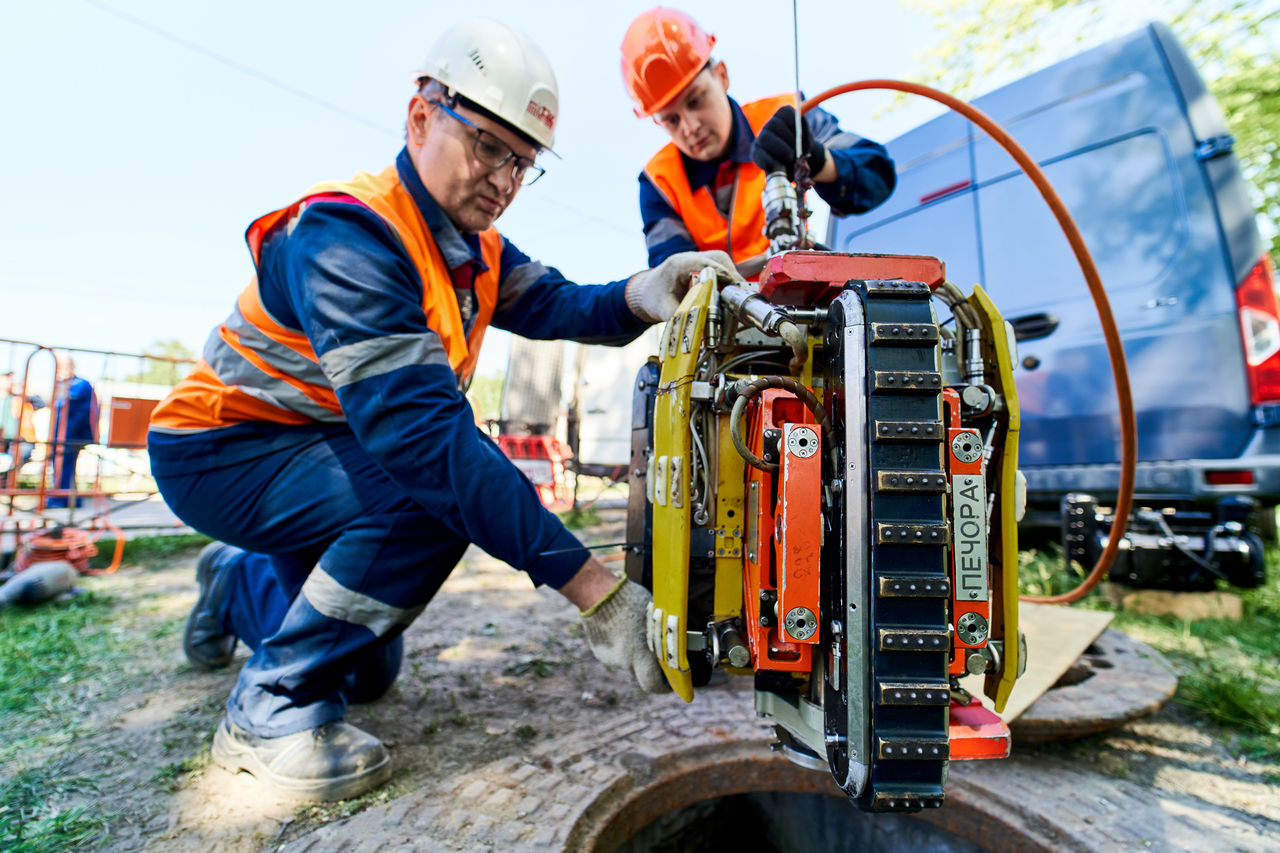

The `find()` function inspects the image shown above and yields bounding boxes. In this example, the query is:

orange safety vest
[151,166,503,433]
[643,94,795,266]
[4,397,35,441]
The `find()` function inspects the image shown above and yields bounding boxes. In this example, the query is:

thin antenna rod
[792,0,803,160]
[790,0,810,247]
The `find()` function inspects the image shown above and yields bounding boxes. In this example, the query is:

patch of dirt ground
[7,508,1280,851]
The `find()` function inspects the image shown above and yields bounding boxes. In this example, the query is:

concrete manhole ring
[280,633,1211,853]
[1010,628,1178,743]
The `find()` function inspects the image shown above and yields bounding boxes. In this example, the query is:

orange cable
[803,81,1136,604]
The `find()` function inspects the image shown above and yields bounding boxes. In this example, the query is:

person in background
[47,356,98,509]
[621,6,897,275]
[0,372,36,472]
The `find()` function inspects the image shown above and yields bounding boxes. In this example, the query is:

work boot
[211,717,391,802]
[183,542,238,670]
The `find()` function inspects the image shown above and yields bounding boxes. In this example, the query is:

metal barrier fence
[1,338,196,571]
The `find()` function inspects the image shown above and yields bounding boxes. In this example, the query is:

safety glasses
[429,100,545,187]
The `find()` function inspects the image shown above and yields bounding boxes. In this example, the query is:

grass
[286,780,411,842]
[0,534,209,850]
[1019,542,1280,757]
[558,506,602,530]
[0,763,112,852]
[1017,542,1093,600]
[0,590,126,717]
[0,594,136,850]
[501,656,565,678]
[149,751,211,792]
[87,532,210,571]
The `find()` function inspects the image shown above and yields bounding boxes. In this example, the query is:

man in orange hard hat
[622,7,897,273]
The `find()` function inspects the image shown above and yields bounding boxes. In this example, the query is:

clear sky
[0,0,948,382]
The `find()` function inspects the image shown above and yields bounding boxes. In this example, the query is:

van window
[977,130,1187,312]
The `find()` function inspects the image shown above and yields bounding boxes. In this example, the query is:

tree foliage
[466,373,504,425]
[123,339,196,385]
[905,0,1280,263]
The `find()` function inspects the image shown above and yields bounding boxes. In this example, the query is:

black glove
[751,105,826,180]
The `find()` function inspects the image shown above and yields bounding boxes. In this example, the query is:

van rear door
[831,111,981,297]
[830,23,1263,481]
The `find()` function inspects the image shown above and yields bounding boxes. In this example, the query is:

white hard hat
[415,18,559,152]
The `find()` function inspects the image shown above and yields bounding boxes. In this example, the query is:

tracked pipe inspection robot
[624,76,1137,813]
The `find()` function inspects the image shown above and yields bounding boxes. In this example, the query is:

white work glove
[580,577,671,694]
[624,250,741,323]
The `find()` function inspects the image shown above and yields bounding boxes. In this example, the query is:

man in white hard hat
[148,18,737,801]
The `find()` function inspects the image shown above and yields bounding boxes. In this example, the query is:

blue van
[828,22,1278,583]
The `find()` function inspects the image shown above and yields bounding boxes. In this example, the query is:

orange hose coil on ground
[14,523,125,575]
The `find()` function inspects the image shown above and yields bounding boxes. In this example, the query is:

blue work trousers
[203,544,404,705]
[153,426,471,737]
[46,442,87,509]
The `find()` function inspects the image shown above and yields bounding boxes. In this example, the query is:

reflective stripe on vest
[643,94,795,266]
[151,166,502,433]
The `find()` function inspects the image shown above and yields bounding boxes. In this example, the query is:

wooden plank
[960,601,1113,722]
[1008,628,1178,742]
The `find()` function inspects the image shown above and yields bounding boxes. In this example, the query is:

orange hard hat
[620,7,716,118]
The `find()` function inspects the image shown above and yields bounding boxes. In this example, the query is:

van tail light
[1205,469,1255,486]
[1236,254,1280,406]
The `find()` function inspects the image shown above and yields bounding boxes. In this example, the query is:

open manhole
[568,742,1046,853]
[615,791,985,853]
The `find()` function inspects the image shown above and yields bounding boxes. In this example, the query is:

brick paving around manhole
[280,675,1277,853]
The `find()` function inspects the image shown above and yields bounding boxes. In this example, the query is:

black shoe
[183,543,238,670]
[211,717,391,801]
